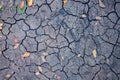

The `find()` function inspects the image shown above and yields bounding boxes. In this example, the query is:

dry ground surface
[0,0,120,80]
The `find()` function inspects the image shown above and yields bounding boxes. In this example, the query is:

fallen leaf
[13,43,19,49]
[5,74,11,78]
[13,38,19,43]
[98,0,106,8]
[28,0,33,6]
[0,36,2,40]
[0,5,3,11]
[95,16,102,20]
[95,21,99,26]
[77,54,81,58]
[21,52,30,58]
[20,4,27,14]
[20,0,25,9]
[63,0,68,5]
[92,49,97,58]
[0,51,2,54]
[35,72,40,76]
[38,66,43,72]
[42,52,48,56]
[61,56,64,61]
[81,14,87,18]
[0,23,3,30]
[106,58,109,64]
[41,56,46,62]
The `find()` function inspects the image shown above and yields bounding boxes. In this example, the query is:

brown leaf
[20,0,25,9]
[99,0,106,8]
[38,66,43,72]
[92,49,97,58]
[21,52,30,58]
[63,0,68,5]
[28,0,33,6]
[13,43,19,49]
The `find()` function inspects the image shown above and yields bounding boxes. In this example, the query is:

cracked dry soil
[0,0,120,80]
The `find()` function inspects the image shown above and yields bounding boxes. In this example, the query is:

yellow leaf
[77,54,81,58]
[21,52,30,58]
[13,43,19,49]
[20,0,25,9]
[92,49,97,58]
[0,23,3,30]
[5,74,11,78]
[28,0,33,6]
[63,0,68,5]
[35,72,40,75]
[38,66,43,72]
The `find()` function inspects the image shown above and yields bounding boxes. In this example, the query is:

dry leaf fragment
[77,54,81,58]
[5,74,11,78]
[41,55,46,62]
[81,14,87,18]
[92,49,97,58]
[21,52,30,58]
[28,0,33,6]
[63,0,68,5]
[42,52,48,56]
[0,51,2,54]
[95,16,102,20]
[35,72,40,76]
[20,0,25,9]
[0,23,3,30]
[106,58,109,64]
[13,43,19,49]
[13,38,19,43]
[38,66,43,72]
[95,21,99,26]
[98,0,106,8]
[0,36,2,40]
[61,56,64,61]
